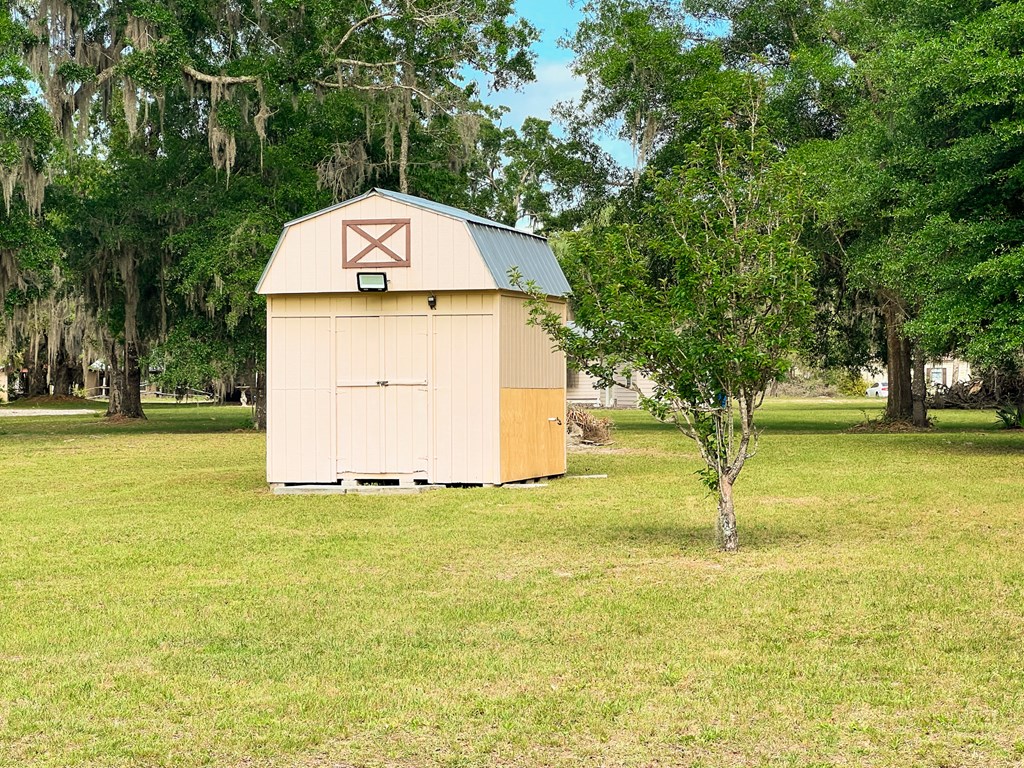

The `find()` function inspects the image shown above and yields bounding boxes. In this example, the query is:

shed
[256,188,571,486]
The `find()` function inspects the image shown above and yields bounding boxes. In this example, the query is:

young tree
[519,74,815,551]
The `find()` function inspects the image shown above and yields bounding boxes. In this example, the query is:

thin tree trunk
[253,369,267,430]
[398,116,410,194]
[106,341,123,416]
[111,253,146,419]
[27,335,48,397]
[398,61,412,194]
[882,299,912,421]
[1010,373,1024,428]
[911,346,928,427]
[717,476,739,552]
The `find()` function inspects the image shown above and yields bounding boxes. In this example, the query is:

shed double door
[335,315,429,475]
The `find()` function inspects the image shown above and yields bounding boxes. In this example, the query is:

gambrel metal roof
[264,188,570,297]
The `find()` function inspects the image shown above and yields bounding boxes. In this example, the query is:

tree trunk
[51,347,75,397]
[253,369,266,431]
[717,476,739,552]
[27,363,47,397]
[911,346,928,428]
[882,300,913,421]
[397,61,412,194]
[109,253,146,419]
[118,340,146,419]
[106,342,123,416]
[27,337,48,397]
[1012,376,1024,428]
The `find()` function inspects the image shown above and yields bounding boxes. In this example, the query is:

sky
[477,0,636,167]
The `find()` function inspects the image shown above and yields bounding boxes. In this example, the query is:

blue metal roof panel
[467,223,571,297]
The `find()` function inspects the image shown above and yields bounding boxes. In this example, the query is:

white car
[865,381,889,397]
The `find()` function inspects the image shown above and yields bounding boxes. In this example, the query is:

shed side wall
[499,294,566,389]
[498,295,567,482]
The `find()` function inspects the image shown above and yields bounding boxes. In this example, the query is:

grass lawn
[2,398,1024,767]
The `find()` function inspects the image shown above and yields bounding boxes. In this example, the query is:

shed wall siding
[496,295,567,481]
[432,314,500,483]
[266,310,334,483]
[499,388,566,482]
[260,197,496,295]
[266,292,499,484]
[498,295,566,389]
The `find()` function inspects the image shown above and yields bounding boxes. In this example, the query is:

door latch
[548,417,562,425]
[376,380,389,386]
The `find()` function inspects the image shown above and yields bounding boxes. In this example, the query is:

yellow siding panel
[499,388,566,483]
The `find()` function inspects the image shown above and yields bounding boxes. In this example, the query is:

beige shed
[256,188,571,486]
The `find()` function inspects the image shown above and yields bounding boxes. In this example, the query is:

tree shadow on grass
[594,518,815,556]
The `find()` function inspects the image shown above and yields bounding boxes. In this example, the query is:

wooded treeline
[2,0,1022,430]
[0,0,609,421]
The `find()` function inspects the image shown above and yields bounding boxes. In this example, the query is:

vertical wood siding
[266,307,333,483]
[334,316,385,473]
[267,293,498,484]
[498,295,567,389]
[431,313,499,483]
[382,315,430,474]
[499,388,566,482]
[496,295,567,481]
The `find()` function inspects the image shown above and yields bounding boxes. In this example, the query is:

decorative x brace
[342,218,412,268]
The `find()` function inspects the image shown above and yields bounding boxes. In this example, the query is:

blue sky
[477,0,636,166]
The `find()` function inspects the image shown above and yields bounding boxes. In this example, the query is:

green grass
[2,398,1024,767]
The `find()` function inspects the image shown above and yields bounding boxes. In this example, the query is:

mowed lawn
[2,400,1024,767]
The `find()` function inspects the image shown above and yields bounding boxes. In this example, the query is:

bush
[770,366,870,398]
[995,404,1024,429]
[831,371,871,398]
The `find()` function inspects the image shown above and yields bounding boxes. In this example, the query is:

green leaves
[519,67,815,506]
[798,0,1024,372]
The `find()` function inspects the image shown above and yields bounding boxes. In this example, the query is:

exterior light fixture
[356,272,388,292]
[427,293,437,310]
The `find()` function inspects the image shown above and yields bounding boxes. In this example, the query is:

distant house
[566,366,658,409]
[561,319,659,409]
[864,357,973,390]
